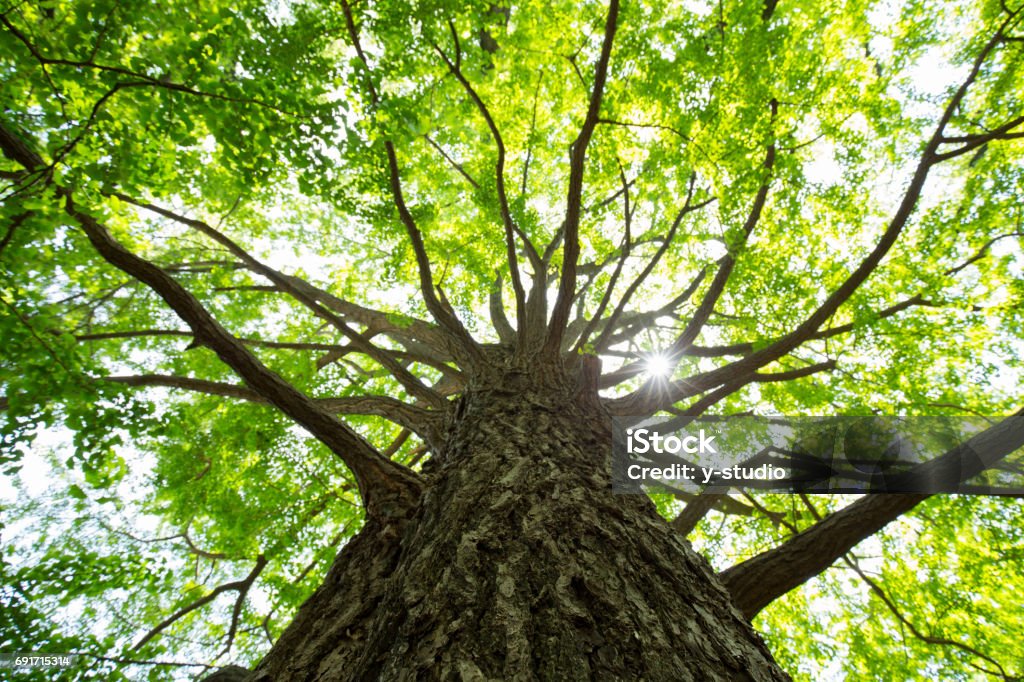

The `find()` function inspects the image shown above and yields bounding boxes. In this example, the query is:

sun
[645,353,673,378]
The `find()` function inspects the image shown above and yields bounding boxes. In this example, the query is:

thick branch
[0,211,27,259]
[721,494,928,620]
[489,272,516,345]
[671,493,728,536]
[339,0,483,366]
[543,0,620,357]
[2,117,424,519]
[103,374,439,441]
[719,408,1024,619]
[115,195,444,409]
[606,19,1015,416]
[71,217,423,518]
[434,22,539,335]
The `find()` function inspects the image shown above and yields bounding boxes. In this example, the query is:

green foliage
[1,0,1022,678]
[718,496,1024,681]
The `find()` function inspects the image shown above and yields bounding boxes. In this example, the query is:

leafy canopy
[1,0,1023,678]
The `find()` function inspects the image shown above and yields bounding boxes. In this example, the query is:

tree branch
[0,15,294,117]
[592,180,709,355]
[944,231,1024,276]
[104,374,262,401]
[221,279,447,352]
[843,554,1013,679]
[78,328,344,352]
[798,493,1014,677]
[667,101,777,358]
[132,555,268,653]
[936,114,1024,162]
[221,556,265,656]
[608,100,776,402]
[114,194,445,409]
[488,272,516,345]
[433,21,539,345]
[2,116,425,520]
[589,269,710,381]
[543,0,620,357]
[182,527,230,561]
[0,211,26,259]
[520,69,544,197]
[606,17,1016,416]
[719,408,1024,619]
[339,0,484,366]
[671,492,729,536]
[423,134,480,189]
[721,493,928,620]
[103,374,440,442]
[573,163,633,353]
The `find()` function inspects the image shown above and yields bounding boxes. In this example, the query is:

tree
[1,0,1023,678]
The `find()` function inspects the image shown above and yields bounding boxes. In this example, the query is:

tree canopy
[1,0,1023,678]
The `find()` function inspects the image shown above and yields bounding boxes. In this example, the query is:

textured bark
[250,368,789,681]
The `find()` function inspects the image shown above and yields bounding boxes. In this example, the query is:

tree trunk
[250,370,789,681]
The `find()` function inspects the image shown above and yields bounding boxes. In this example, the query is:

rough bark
[249,367,789,681]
